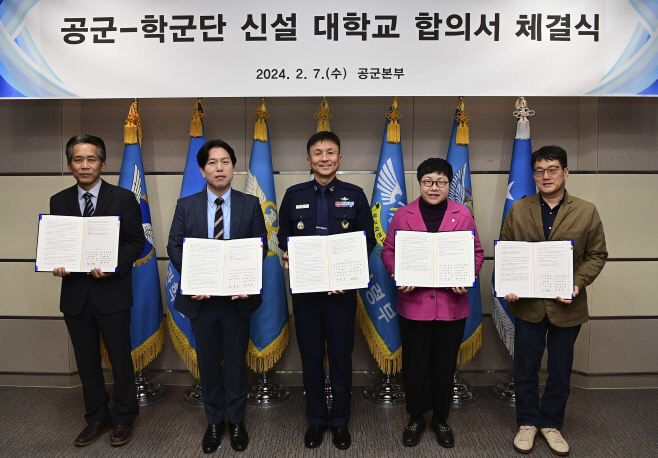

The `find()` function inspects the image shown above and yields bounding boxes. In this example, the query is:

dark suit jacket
[500,191,608,327]
[166,188,268,320]
[50,180,145,316]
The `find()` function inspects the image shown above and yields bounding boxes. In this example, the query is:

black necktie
[83,192,94,217]
[214,197,224,239]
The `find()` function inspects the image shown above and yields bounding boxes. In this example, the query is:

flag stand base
[183,380,204,406]
[247,370,289,406]
[324,366,333,408]
[492,375,516,404]
[135,370,167,406]
[363,373,406,406]
[451,372,479,407]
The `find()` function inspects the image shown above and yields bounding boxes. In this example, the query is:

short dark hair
[65,135,106,164]
[197,139,237,168]
[531,145,568,170]
[416,158,453,183]
[307,131,340,155]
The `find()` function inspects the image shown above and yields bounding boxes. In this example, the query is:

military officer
[279,131,375,451]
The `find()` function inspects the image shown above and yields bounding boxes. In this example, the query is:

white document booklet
[287,231,370,294]
[36,215,121,273]
[180,237,263,296]
[394,230,476,288]
[494,240,574,299]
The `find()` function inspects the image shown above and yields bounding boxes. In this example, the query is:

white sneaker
[513,426,538,453]
[540,428,569,456]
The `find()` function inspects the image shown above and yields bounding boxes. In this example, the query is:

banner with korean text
[1,0,657,97]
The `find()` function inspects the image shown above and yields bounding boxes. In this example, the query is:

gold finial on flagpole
[314,97,332,132]
[386,96,402,144]
[455,97,471,146]
[254,99,269,142]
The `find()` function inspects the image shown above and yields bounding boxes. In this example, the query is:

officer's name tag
[295,204,310,209]
[335,201,354,207]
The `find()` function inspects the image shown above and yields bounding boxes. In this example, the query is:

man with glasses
[500,146,607,456]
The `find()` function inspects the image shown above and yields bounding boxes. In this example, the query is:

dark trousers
[190,298,251,425]
[64,297,138,424]
[514,315,581,430]
[292,292,356,428]
[399,316,466,422]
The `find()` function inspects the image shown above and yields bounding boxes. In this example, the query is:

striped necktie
[82,192,95,217]
[214,197,224,239]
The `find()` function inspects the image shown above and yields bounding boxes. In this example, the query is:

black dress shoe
[304,425,327,449]
[402,417,426,447]
[111,422,133,446]
[74,416,113,446]
[431,420,455,448]
[202,423,224,454]
[228,422,249,452]
[331,426,352,450]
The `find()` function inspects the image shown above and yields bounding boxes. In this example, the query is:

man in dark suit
[50,135,145,447]
[278,131,376,450]
[167,139,267,454]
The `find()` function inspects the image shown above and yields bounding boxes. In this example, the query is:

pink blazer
[382,198,484,321]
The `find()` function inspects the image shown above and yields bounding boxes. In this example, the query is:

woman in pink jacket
[382,158,484,449]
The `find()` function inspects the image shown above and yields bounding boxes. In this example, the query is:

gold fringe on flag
[456,323,482,365]
[124,100,142,147]
[313,97,332,132]
[167,311,200,379]
[246,322,290,373]
[190,98,205,138]
[356,295,402,375]
[100,318,165,373]
[386,96,402,144]
[254,99,270,142]
[455,97,471,146]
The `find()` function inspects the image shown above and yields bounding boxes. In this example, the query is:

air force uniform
[279,178,375,427]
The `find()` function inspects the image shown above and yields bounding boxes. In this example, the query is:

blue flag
[115,136,164,371]
[446,107,482,364]
[165,107,206,379]
[490,113,536,355]
[245,120,290,372]
[357,110,407,374]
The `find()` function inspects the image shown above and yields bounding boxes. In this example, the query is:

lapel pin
[342,220,349,229]
[297,221,305,230]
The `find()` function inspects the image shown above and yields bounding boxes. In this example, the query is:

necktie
[83,192,94,217]
[316,187,329,235]
[214,197,225,239]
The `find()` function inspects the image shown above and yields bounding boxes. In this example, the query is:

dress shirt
[77,180,102,216]
[539,191,566,240]
[207,187,231,240]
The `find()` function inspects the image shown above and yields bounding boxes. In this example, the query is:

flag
[357,97,406,374]
[244,100,290,372]
[446,97,482,364]
[490,97,537,355]
[102,101,164,372]
[165,100,206,379]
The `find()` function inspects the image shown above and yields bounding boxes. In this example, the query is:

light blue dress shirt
[207,187,231,239]
[77,180,102,216]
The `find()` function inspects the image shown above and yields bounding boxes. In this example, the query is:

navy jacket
[167,188,268,320]
[278,178,376,256]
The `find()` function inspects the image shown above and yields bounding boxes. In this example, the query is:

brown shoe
[74,417,113,446]
[111,422,133,446]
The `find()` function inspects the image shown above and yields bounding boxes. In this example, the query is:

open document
[394,230,476,288]
[180,237,263,296]
[36,215,120,273]
[288,231,370,293]
[494,240,574,299]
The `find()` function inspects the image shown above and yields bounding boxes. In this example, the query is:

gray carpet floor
[0,384,656,457]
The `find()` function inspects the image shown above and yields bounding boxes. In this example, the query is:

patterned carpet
[0,384,656,457]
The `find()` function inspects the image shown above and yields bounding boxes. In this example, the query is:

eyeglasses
[533,166,562,177]
[421,179,449,188]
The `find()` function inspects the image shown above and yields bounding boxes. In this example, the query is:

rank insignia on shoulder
[297,221,305,230]
[342,219,349,229]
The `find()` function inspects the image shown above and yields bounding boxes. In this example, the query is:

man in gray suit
[167,139,267,454]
